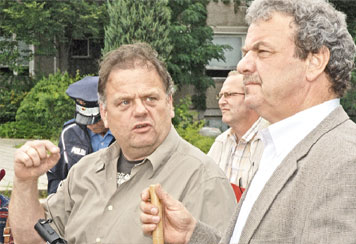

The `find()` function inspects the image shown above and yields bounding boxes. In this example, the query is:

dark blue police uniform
[46,76,115,194]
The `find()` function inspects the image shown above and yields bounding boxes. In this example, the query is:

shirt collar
[227,117,268,143]
[146,126,179,177]
[263,99,340,158]
[95,126,179,176]
[88,128,113,139]
[241,117,269,142]
[95,141,119,173]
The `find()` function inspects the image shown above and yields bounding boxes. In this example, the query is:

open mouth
[134,123,150,130]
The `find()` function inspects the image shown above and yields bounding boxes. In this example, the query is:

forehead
[245,13,295,49]
[222,75,244,91]
[107,67,165,92]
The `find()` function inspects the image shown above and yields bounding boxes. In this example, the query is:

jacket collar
[237,106,349,242]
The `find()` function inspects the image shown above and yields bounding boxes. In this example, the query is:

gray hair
[98,42,175,106]
[246,0,356,97]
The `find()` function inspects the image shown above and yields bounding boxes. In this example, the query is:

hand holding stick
[149,184,164,244]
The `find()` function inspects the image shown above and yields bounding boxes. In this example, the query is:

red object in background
[0,169,5,182]
[231,183,245,202]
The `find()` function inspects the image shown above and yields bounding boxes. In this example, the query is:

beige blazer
[190,106,356,244]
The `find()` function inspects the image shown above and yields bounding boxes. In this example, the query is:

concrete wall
[206,1,247,27]
[203,0,248,130]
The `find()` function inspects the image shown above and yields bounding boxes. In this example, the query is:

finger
[32,140,49,159]
[41,140,60,154]
[155,184,178,208]
[32,140,60,167]
[25,147,41,167]
[14,151,32,172]
[15,140,59,169]
[141,187,150,202]
[46,149,60,167]
[140,200,158,215]
[16,143,38,168]
[142,224,157,236]
[140,212,160,225]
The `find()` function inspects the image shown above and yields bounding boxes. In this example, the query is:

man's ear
[306,45,330,82]
[168,95,175,118]
[99,104,109,128]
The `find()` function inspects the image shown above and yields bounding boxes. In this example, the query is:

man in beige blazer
[140,0,356,243]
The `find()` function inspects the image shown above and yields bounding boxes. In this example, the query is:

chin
[221,118,229,125]
[244,96,258,110]
[131,139,155,149]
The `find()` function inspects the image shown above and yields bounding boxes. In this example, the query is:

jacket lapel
[237,106,349,243]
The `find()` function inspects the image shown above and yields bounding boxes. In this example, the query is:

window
[0,35,31,75]
[206,34,244,72]
[71,39,90,58]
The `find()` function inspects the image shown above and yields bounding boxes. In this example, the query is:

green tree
[103,0,172,61]
[329,0,356,121]
[168,0,228,110]
[103,0,229,110]
[0,0,107,74]
[0,71,80,139]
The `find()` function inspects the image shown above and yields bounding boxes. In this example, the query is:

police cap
[66,76,101,125]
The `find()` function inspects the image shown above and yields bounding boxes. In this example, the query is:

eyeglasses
[216,92,245,100]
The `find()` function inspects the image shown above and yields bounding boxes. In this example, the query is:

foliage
[103,0,172,62]
[173,97,215,153]
[0,0,107,73]
[0,74,36,123]
[329,0,356,38]
[103,0,229,110]
[341,71,356,122]
[0,72,80,139]
[176,121,215,153]
[172,97,196,128]
[168,0,229,110]
[0,188,11,198]
[329,0,356,122]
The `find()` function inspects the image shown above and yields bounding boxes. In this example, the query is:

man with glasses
[208,71,268,201]
[140,0,356,243]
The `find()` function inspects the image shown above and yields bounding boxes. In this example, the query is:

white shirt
[230,99,340,244]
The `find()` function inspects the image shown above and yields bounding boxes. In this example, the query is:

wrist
[184,217,197,244]
[14,176,38,188]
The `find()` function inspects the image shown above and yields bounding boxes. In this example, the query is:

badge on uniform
[71,147,86,156]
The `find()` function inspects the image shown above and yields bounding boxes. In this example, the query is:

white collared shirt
[230,99,340,244]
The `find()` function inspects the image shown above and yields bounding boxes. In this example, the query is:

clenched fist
[14,140,60,181]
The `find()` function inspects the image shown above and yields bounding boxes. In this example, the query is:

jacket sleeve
[47,131,68,194]
[188,221,221,244]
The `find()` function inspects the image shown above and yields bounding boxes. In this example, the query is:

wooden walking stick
[149,184,164,244]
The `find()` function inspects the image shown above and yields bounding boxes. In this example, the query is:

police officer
[47,76,115,194]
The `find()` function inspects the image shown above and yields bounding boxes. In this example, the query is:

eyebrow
[242,41,274,55]
[113,89,161,101]
[219,91,245,94]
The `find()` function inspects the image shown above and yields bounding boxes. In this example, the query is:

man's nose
[218,95,227,106]
[237,51,255,75]
[133,99,148,116]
